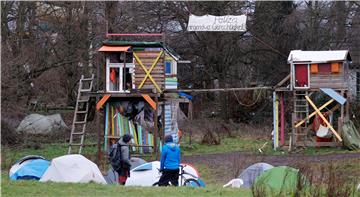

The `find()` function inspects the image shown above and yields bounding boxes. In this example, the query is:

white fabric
[187,14,246,32]
[9,160,32,178]
[40,154,106,184]
[288,50,349,63]
[316,125,332,138]
[125,161,199,186]
[223,178,244,188]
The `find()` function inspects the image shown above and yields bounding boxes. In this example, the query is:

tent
[342,120,360,150]
[130,157,147,170]
[9,155,50,180]
[16,114,69,134]
[40,154,106,184]
[254,166,304,196]
[125,161,200,186]
[238,162,273,188]
[104,157,147,184]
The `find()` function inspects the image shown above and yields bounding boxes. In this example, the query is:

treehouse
[273,50,352,150]
[288,50,351,90]
[98,41,180,93]
[90,39,189,155]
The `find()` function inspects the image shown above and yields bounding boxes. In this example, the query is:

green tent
[342,120,360,150]
[254,166,303,196]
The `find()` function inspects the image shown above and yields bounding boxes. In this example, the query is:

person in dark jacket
[117,134,132,185]
[158,134,181,186]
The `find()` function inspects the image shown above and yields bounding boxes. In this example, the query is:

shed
[288,50,351,90]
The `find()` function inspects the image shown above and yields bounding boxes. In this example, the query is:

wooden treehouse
[68,33,191,159]
[274,50,352,149]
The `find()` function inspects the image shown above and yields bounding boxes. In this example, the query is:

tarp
[254,166,303,196]
[342,120,360,150]
[9,157,50,180]
[125,161,200,186]
[40,154,106,184]
[238,162,274,188]
[16,113,69,134]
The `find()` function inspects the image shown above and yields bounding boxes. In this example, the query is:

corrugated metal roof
[288,50,351,64]
[320,88,346,105]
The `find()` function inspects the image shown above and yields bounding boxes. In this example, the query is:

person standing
[117,134,132,185]
[158,135,181,186]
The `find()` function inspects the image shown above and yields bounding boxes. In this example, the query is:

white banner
[187,14,247,32]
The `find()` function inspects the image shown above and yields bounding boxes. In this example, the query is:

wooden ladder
[68,74,94,154]
[293,90,310,144]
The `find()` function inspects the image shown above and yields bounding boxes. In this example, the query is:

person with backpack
[158,134,181,186]
[109,134,133,185]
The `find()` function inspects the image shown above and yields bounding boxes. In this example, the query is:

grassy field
[1,173,251,197]
[2,135,359,197]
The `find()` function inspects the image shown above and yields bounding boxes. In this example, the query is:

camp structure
[125,161,200,186]
[40,154,106,184]
[253,166,305,196]
[273,50,352,149]
[66,33,192,161]
[238,162,274,188]
[9,155,50,180]
[104,157,147,184]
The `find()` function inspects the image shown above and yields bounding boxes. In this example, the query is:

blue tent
[10,159,50,180]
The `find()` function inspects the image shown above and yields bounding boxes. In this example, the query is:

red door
[295,64,308,87]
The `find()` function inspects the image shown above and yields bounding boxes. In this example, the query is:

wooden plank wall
[134,51,165,90]
[310,64,347,89]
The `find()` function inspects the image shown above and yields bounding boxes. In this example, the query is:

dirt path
[182,152,360,185]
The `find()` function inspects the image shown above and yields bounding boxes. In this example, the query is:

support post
[154,94,159,159]
[280,93,285,146]
[188,100,193,145]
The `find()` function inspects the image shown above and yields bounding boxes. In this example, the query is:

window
[106,54,134,93]
[165,61,172,75]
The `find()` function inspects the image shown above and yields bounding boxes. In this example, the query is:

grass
[1,172,251,197]
[181,136,360,156]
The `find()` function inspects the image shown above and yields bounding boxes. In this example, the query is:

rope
[232,88,263,107]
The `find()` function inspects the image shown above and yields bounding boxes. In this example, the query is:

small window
[165,61,172,75]
[108,52,133,63]
[318,63,331,73]
[331,62,340,73]
[109,68,120,91]
[310,64,318,74]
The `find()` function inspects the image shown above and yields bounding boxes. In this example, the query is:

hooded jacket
[118,137,131,167]
[160,142,181,170]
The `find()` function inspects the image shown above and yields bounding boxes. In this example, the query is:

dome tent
[9,155,50,180]
[40,154,106,184]
[238,162,274,188]
[254,166,306,196]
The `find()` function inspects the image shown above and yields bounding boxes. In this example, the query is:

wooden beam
[168,86,272,93]
[295,99,335,128]
[275,74,290,88]
[305,96,342,142]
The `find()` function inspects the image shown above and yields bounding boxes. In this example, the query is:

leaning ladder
[68,74,94,154]
[293,90,309,145]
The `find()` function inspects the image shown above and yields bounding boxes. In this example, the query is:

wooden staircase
[68,74,94,154]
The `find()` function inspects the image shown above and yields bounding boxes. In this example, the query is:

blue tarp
[10,159,50,180]
[178,92,193,100]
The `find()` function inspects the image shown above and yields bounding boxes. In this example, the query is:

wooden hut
[273,50,352,149]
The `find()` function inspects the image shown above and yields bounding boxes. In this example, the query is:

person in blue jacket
[158,134,181,186]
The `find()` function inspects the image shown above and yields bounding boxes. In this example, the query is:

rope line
[232,88,263,107]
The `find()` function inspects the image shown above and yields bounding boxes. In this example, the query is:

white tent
[125,161,199,186]
[40,154,106,184]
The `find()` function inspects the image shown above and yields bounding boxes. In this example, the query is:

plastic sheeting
[238,163,273,188]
